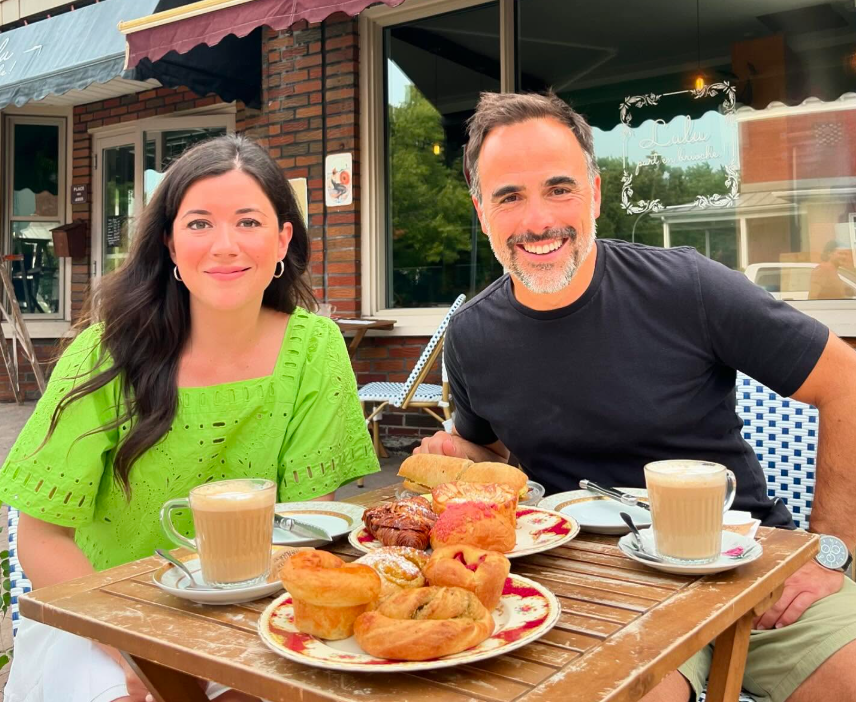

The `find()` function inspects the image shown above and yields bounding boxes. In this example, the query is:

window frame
[364,0,856,336]
[4,115,67,321]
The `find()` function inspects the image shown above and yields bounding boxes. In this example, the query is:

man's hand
[754,559,843,630]
[414,431,469,459]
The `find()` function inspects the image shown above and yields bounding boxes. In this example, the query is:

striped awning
[120,0,405,69]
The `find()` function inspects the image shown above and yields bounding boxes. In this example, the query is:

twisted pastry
[354,586,494,660]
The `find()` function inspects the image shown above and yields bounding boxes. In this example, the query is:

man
[809,240,855,300]
[415,92,856,702]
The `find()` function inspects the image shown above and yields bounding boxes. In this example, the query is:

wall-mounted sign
[619,83,740,215]
[71,184,88,205]
[105,215,126,248]
[325,152,352,207]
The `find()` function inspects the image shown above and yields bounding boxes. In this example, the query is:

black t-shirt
[445,239,829,528]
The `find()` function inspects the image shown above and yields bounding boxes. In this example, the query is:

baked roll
[354,546,429,602]
[424,545,510,611]
[279,550,381,640]
[354,586,494,660]
[430,502,516,553]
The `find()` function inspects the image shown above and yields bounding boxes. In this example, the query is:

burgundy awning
[120,0,405,68]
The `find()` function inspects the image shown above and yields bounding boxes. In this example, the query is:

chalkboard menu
[105,215,126,248]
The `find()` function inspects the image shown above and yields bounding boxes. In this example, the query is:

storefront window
[516,0,856,300]
[384,3,503,308]
[6,120,63,315]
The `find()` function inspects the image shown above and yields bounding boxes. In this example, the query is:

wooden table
[333,318,395,358]
[20,485,818,702]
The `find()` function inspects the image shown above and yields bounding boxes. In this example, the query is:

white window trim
[361,0,856,338]
[360,0,513,336]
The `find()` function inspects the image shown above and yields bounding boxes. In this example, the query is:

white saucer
[538,488,651,534]
[153,550,285,605]
[617,529,763,575]
[272,501,365,547]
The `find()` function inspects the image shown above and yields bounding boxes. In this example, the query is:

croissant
[362,496,437,550]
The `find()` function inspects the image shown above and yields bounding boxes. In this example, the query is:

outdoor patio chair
[735,371,817,529]
[698,372,820,702]
[358,294,466,459]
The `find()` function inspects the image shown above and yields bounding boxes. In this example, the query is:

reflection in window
[10,222,60,314]
[7,121,62,315]
[143,128,226,204]
[516,0,856,298]
[385,3,503,308]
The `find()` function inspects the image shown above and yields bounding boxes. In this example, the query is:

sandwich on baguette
[397,454,473,493]
[398,455,529,498]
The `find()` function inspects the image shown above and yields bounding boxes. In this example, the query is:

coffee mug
[160,478,276,588]
[644,460,736,565]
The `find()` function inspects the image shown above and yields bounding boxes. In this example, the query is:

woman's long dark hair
[44,135,315,496]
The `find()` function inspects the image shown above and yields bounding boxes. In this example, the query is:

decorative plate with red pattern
[258,573,560,672]
[348,506,579,558]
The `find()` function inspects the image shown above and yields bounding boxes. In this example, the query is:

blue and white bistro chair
[698,371,819,702]
[7,506,32,638]
[358,294,466,459]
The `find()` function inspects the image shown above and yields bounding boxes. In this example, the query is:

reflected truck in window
[744,263,856,301]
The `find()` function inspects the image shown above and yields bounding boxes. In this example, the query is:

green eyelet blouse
[0,308,379,571]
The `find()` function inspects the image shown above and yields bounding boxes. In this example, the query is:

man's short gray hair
[465,91,599,202]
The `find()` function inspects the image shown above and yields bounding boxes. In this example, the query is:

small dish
[617,529,763,575]
[153,547,290,605]
[539,488,650,534]
[272,501,365,547]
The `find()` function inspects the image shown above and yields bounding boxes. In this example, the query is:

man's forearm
[808,390,856,550]
[450,429,509,464]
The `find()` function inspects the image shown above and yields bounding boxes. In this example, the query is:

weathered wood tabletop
[20,485,818,702]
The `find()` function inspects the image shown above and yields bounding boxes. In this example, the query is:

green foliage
[0,527,12,672]
[597,156,730,248]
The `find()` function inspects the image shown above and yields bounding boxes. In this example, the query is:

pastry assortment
[274,460,565,663]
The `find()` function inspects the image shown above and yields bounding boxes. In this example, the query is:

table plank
[517,528,818,702]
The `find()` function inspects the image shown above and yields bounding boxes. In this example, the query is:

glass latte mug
[644,460,736,565]
[160,478,276,588]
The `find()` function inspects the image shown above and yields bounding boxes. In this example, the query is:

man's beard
[487,204,597,294]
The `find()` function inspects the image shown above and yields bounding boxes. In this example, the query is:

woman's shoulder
[55,322,110,375]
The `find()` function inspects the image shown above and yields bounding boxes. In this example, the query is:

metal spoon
[155,549,210,590]
[619,512,664,563]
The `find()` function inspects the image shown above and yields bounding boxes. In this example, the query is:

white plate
[349,506,579,558]
[273,501,366,547]
[153,548,287,605]
[539,488,650,534]
[258,573,560,671]
[617,529,763,575]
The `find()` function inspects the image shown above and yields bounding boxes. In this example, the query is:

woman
[0,135,379,702]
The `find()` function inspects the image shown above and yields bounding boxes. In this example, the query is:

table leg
[704,611,753,702]
[124,654,209,702]
[348,329,368,358]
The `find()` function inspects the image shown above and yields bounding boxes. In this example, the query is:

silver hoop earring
[173,266,183,282]
[273,260,285,279]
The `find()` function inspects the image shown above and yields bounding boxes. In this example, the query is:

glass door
[93,131,140,278]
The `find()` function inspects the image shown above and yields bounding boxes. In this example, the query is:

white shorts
[5,617,230,702]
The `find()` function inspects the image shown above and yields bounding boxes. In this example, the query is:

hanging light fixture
[694,0,705,90]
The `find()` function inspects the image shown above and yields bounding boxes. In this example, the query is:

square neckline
[177,308,302,394]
